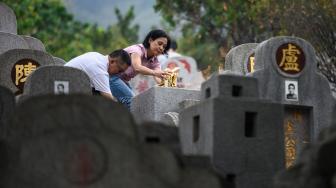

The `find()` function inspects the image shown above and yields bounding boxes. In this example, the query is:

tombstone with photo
[0,49,56,95]
[22,65,91,98]
[250,36,336,168]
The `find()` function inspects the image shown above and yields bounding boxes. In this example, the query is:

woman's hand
[152,69,171,78]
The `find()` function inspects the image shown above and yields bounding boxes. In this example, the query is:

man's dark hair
[142,29,171,54]
[288,83,295,88]
[109,49,131,65]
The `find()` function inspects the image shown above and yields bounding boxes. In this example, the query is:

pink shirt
[120,44,160,82]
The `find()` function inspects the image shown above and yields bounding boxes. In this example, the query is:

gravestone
[0,86,15,137]
[131,86,200,124]
[53,56,67,65]
[0,32,29,54]
[250,36,336,167]
[179,73,285,188]
[161,56,205,90]
[129,74,156,95]
[22,65,91,98]
[225,43,259,75]
[0,49,56,95]
[0,3,17,34]
[21,35,46,52]
[2,95,221,188]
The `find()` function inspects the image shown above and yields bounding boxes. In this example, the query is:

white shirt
[65,52,111,94]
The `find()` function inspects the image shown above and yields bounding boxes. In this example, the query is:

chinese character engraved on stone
[284,120,296,168]
[276,43,305,75]
[15,62,37,85]
[11,59,40,95]
[246,53,255,73]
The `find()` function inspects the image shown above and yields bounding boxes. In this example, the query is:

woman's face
[149,37,168,57]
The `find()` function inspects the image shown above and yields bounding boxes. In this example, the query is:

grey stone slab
[22,65,91,98]
[0,3,17,34]
[21,35,46,52]
[225,43,258,75]
[0,86,15,137]
[7,95,138,141]
[131,86,200,124]
[201,73,259,100]
[250,36,336,140]
[53,56,66,65]
[179,97,285,188]
[0,32,29,54]
[138,122,181,156]
[0,49,56,95]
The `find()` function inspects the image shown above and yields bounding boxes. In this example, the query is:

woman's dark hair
[142,29,171,54]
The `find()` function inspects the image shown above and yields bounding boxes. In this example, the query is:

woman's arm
[131,53,168,81]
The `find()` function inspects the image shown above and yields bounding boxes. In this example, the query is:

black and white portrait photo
[54,81,69,94]
[285,80,298,101]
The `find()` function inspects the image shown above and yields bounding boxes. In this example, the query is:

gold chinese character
[249,56,255,72]
[279,44,301,72]
[15,62,37,85]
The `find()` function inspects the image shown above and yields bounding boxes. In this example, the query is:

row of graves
[1,2,336,188]
[131,36,336,188]
[0,3,225,188]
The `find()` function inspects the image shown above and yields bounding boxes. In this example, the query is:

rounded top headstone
[225,43,259,75]
[0,32,29,54]
[0,3,17,34]
[21,36,46,52]
[254,36,316,78]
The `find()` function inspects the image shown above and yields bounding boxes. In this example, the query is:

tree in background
[155,0,336,86]
[3,0,139,61]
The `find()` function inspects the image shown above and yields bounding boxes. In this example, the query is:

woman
[109,29,171,109]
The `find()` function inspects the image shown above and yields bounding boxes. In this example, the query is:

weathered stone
[131,86,200,124]
[0,32,29,54]
[201,73,259,100]
[21,35,46,52]
[0,86,15,137]
[22,65,91,98]
[0,3,17,34]
[225,43,259,75]
[0,49,56,95]
[53,56,67,65]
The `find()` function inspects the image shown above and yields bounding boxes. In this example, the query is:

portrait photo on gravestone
[285,80,298,101]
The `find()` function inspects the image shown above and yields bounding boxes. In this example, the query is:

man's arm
[100,91,117,101]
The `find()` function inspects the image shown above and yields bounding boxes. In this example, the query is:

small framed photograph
[285,80,298,101]
[54,81,69,94]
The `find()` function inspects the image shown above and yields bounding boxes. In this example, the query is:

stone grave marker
[129,73,157,95]
[0,49,56,95]
[225,43,259,75]
[0,86,15,136]
[0,2,17,34]
[131,86,200,124]
[250,36,336,167]
[179,73,285,188]
[53,56,67,65]
[2,94,221,188]
[0,32,29,54]
[22,65,91,98]
[21,35,46,52]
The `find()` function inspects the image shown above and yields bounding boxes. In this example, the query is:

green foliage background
[2,0,139,61]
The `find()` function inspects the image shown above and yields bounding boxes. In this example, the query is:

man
[286,83,298,100]
[65,49,131,101]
